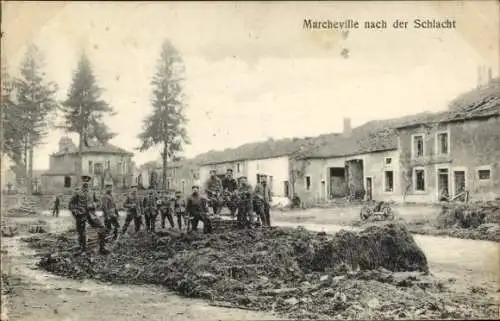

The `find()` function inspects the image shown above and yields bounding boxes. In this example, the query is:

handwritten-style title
[303,18,456,30]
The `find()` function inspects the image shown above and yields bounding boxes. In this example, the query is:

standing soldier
[236,176,253,229]
[52,194,61,217]
[254,177,272,227]
[186,185,212,234]
[222,169,238,217]
[121,185,143,234]
[204,169,223,214]
[159,190,175,229]
[173,190,187,230]
[101,184,120,240]
[69,175,109,255]
[143,186,159,232]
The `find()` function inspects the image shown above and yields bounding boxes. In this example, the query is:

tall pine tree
[14,45,58,194]
[1,62,26,186]
[59,52,116,186]
[138,40,189,190]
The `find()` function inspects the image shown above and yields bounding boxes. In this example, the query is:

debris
[24,223,497,319]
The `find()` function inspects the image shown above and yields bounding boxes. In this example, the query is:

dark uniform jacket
[123,195,142,214]
[69,190,97,216]
[204,177,222,193]
[143,193,159,210]
[222,177,238,192]
[186,194,209,216]
[101,194,118,217]
[238,183,253,201]
[254,184,272,203]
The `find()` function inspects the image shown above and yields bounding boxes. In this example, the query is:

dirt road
[2,208,498,320]
[1,212,282,321]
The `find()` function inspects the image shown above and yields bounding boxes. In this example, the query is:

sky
[2,1,499,170]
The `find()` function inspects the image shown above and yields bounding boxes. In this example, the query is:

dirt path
[1,214,282,321]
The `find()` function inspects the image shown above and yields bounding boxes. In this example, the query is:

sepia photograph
[1,1,499,320]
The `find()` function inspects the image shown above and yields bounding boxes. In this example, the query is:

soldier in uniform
[173,190,187,230]
[143,186,159,232]
[236,176,253,229]
[159,190,175,229]
[121,185,143,234]
[222,169,239,217]
[186,185,212,234]
[254,177,272,227]
[101,184,120,240]
[69,175,109,254]
[204,169,223,214]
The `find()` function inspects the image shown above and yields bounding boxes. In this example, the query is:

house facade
[199,156,290,198]
[41,137,134,194]
[296,149,401,203]
[397,113,500,203]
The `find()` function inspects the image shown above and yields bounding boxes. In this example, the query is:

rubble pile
[24,224,496,319]
[6,197,39,216]
[436,201,500,241]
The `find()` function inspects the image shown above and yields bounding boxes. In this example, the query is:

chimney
[343,118,352,136]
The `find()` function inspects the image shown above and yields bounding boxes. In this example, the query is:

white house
[197,137,315,202]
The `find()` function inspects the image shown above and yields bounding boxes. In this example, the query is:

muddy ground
[2,208,499,320]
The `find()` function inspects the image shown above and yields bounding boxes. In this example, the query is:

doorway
[453,170,466,196]
[328,167,347,198]
[365,177,373,201]
[437,168,449,200]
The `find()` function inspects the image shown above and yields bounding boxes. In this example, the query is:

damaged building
[293,118,402,203]
[395,80,500,203]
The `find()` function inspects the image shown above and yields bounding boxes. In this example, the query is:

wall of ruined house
[44,153,134,192]
[247,156,290,197]
[298,150,400,203]
[398,117,500,203]
[41,175,77,194]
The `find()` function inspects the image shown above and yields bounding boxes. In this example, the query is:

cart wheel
[383,207,394,220]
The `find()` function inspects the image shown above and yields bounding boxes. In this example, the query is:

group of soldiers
[67,168,273,254]
[204,168,272,228]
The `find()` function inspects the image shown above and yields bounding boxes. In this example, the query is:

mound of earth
[23,224,497,319]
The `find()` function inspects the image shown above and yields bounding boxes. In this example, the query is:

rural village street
[2,208,499,320]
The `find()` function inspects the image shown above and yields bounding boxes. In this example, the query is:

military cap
[209,169,217,173]
[175,190,182,194]
[226,168,233,173]
[105,184,113,188]
[192,185,199,189]
[130,184,138,188]
[148,185,155,190]
[81,175,92,183]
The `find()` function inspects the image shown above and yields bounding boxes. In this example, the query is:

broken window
[385,158,392,165]
[415,169,425,191]
[478,169,491,180]
[384,171,394,192]
[64,176,71,188]
[437,132,448,154]
[413,135,424,157]
[306,176,311,190]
